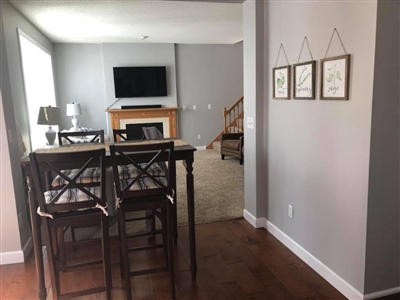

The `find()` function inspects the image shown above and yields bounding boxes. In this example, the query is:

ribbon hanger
[274,43,290,67]
[297,37,314,63]
[324,28,347,59]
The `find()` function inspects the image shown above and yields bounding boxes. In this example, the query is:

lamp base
[71,116,79,131]
[45,126,56,145]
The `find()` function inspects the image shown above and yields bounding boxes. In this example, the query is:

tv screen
[113,66,167,98]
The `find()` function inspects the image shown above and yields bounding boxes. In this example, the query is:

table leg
[27,177,46,300]
[172,160,178,244]
[185,157,197,279]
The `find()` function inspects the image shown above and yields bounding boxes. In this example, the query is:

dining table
[20,138,197,300]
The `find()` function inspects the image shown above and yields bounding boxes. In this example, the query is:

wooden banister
[223,96,244,134]
[207,96,244,149]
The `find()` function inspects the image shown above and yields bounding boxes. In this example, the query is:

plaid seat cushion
[119,163,168,193]
[118,163,165,180]
[44,186,101,205]
[61,135,99,144]
[120,176,167,191]
[52,167,101,187]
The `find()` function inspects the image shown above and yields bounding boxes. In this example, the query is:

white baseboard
[243,209,265,228]
[0,237,32,265]
[0,249,24,265]
[364,286,400,299]
[243,209,364,300]
[196,145,206,150]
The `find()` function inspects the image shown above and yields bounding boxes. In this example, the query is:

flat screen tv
[113,66,167,98]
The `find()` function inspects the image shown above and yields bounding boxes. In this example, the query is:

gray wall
[54,44,107,131]
[364,0,400,293]
[0,1,54,259]
[54,43,178,137]
[243,0,266,218]
[102,43,177,111]
[243,0,399,295]
[246,0,378,293]
[53,42,242,146]
[175,43,243,146]
[1,8,23,258]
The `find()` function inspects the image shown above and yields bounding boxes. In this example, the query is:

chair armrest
[221,132,244,141]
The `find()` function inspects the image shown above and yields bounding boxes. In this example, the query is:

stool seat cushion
[44,186,101,205]
[52,167,100,187]
[118,163,165,179]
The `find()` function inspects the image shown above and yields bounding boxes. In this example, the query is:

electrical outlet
[193,105,197,110]
[197,134,201,139]
[182,105,186,110]
[208,104,211,109]
[288,205,294,219]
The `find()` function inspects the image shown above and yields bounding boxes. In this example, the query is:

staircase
[207,96,244,149]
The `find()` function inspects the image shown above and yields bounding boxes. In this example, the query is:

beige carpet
[176,148,244,226]
[67,149,244,239]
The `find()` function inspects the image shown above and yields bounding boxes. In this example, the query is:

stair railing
[223,96,244,133]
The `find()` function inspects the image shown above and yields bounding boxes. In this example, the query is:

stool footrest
[129,267,168,277]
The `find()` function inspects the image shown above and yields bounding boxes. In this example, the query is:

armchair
[220,132,244,165]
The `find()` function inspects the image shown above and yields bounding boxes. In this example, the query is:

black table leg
[185,156,197,279]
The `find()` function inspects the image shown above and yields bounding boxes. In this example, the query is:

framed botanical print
[273,65,291,100]
[293,60,316,100]
[320,54,350,100]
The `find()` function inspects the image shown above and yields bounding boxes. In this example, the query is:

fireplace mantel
[106,107,179,138]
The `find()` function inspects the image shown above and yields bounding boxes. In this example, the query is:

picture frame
[293,60,316,100]
[320,54,350,100]
[273,65,291,99]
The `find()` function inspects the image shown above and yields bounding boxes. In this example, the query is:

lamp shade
[66,103,82,116]
[37,106,61,125]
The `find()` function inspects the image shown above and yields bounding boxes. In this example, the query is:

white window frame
[18,29,58,150]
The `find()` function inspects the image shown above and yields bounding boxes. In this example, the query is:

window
[18,30,58,150]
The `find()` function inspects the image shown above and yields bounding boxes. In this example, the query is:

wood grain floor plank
[3,219,388,300]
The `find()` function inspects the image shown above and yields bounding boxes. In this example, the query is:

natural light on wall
[18,30,57,150]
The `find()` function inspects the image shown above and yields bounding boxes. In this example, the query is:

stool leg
[167,203,176,299]
[118,207,132,300]
[101,215,112,299]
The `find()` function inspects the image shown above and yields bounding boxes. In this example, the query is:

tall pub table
[20,139,197,300]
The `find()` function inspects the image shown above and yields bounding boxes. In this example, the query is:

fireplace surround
[106,107,178,138]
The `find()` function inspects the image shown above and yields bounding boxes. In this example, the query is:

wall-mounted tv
[113,66,167,98]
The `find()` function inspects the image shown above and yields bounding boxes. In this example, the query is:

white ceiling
[9,0,244,44]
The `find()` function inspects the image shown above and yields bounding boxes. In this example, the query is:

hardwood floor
[1,219,398,299]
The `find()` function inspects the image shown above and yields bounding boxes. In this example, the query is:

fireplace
[106,107,178,138]
[126,122,163,140]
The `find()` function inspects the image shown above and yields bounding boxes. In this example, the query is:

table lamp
[37,106,61,145]
[66,102,82,131]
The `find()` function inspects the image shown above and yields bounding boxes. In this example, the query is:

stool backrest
[29,149,106,215]
[110,141,175,201]
[58,130,105,145]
